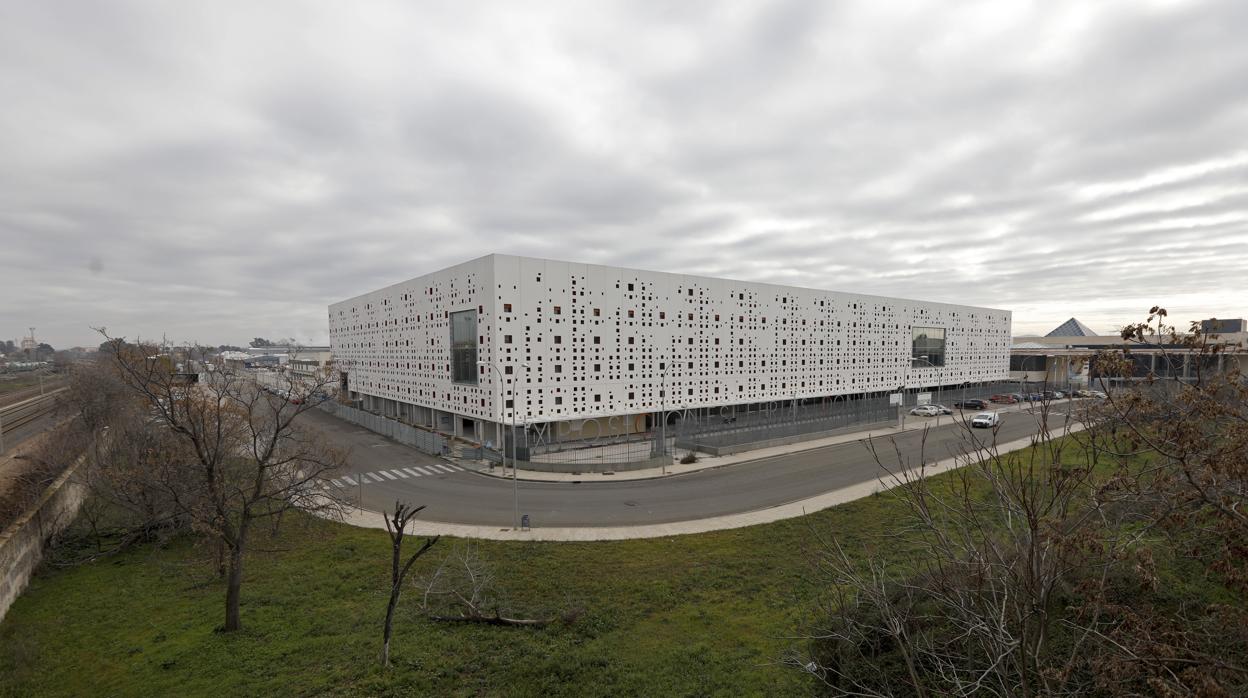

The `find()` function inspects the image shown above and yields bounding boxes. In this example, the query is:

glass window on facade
[911,327,946,368]
[1010,355,1048,372]
[450,309,478,384]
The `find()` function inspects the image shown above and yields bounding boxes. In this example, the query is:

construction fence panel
[317,401,447,457]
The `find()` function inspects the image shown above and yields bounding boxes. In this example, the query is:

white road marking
[445,464,463,472]
[360,474,378,483]
[390,469,409,478]
[331,478,343,488]
[413,466,433,476]
[402,468,422,478]
[340,476,357,486]
[432,464,456,474]
[377,471,399,480]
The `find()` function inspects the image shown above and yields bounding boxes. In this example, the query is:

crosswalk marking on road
[326,461,466,489]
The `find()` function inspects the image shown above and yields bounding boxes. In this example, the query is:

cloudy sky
[2,0,1246,349]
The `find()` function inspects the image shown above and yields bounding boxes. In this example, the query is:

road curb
[341,422,1088,541]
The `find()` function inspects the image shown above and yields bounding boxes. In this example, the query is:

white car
[909,405,940,417]
[971,412,1001,428]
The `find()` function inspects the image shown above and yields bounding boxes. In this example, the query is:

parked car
[1073,389,1092,398]
[971,412,1001,428]
[954,399,989,410]
[1009,392,1027,402]
[1090,390,1108,399]
[929,404,954,415]
[989,394,1017,404]
[1042,390,1065,399]
[910,405,940,417]
[1026,393,1044,402]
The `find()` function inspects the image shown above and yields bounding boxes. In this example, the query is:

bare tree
[788,307,1248,696]
[419,542,581,627]
[95,330,347,631]
[789,414,1121,697]
[381,501,439,668]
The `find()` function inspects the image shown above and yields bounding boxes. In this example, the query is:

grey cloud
[1,0,1246,346]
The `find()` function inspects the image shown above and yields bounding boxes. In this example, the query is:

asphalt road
[298,404,1075,528]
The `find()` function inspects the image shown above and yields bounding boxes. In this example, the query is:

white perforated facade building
[329,254,1011,444]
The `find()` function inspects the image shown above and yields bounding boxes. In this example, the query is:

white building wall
[330,254,1011,426]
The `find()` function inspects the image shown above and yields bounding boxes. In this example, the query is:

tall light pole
[658,358,673,473]
[904,356,939,428]
[478,361,505,472]
[513,362,531,529]
[478,359,527,529]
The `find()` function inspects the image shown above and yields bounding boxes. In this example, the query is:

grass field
[0,486,928,697]
[0,436,1162,697]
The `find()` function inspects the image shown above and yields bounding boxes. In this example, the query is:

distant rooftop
[1045,317,1100,337]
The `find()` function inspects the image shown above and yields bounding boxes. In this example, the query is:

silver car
[971,412,1001,428]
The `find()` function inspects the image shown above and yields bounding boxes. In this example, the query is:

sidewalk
[342,421,1088,541]
[465,400,1076,483]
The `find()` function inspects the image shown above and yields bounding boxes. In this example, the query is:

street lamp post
[478,362,505,472]
[905,356,940,429]
[478,359,527,529]
[659,359,672,475]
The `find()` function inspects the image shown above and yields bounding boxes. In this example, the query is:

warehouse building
[1011,317,1248,390]
[329,254,1012,448]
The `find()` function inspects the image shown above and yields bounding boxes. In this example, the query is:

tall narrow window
[450,310,479,383]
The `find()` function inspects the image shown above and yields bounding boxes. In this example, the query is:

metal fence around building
[318,378,1057,462]
[470,444,670,473]
[469,427,664,469]
[317,400,448,456]
[671,380,1033,453]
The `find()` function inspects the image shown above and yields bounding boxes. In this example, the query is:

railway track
[0,390,65,446]
[0,379,66,409]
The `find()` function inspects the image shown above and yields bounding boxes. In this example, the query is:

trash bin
[520,514,530,531]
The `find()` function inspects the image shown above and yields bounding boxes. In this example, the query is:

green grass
[1,497,916,697]
[0,437,1137,697]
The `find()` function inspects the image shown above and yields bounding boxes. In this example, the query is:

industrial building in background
[1011,316,1248,390]
[329,254,1012,449]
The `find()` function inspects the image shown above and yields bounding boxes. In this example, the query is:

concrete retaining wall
[678,419,895,456]
[0,460,84,622]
